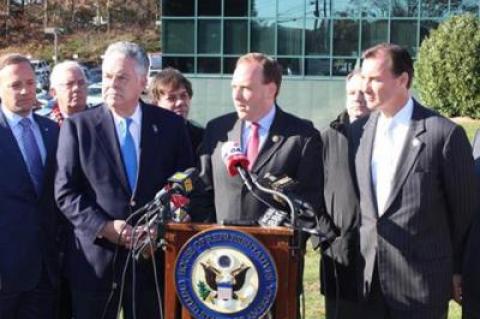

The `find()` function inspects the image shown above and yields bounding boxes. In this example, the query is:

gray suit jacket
[353,100,476,310]
[194,106,337,240]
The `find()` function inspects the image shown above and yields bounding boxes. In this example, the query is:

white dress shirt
[1,105,47,165]
[371,97,414,216]
[111,104,142,165]
[241,104,276,153]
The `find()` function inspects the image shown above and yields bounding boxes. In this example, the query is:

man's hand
[452,273,463,304]
[99,220,133,248]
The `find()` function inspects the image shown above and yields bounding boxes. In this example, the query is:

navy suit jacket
[54,102,194,290]
[0,110,60,293]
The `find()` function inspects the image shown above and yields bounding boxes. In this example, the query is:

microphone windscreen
[221,141,250,176]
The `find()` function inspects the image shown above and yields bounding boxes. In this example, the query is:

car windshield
[89,87,101,95]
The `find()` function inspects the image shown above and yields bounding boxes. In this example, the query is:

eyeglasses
[57,80,87,89]
[162,92,190,103]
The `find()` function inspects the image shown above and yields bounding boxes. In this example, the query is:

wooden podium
[163,223,301,319]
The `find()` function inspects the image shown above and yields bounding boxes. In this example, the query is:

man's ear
[267,82,277,100]
[398,72,410,89]
[49,87,57,98]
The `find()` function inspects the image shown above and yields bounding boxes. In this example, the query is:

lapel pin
[152,124,158,133]
[272,135,279,143]
[412,138,420,147]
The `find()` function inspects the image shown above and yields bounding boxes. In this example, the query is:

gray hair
[102,41,149,77]
[50,60,87,88]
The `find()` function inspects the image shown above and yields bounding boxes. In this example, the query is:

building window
[251,19,276,55]
[163,20,195,54]
[224,20,248,54]
[333,19,359,57]
[198,20,221,54]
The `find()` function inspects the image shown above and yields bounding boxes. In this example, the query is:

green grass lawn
[301,118,480,319]
[303,244,462,319]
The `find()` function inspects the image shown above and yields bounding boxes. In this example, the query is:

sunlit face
[102,53,146,116]
[50,67,87,116]
[0,62,36,117]
[155,85,191,119]
[345,74,369,121]
[361,52,409,115]
[231,61,276,122]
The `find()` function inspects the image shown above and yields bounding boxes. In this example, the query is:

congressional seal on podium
[175,228,278,318]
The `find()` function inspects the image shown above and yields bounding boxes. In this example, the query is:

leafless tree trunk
[43,0,48,28]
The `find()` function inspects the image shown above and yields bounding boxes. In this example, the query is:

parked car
[87,82,103,106]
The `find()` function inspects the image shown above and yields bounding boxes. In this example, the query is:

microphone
[152,167,199,205]
[221,141,253,190]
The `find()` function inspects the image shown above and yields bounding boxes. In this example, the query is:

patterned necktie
[247,122,260,170]
[19,118,44,195]
[120,118,138,192]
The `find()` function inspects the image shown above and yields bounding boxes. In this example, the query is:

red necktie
[247,122,259,170]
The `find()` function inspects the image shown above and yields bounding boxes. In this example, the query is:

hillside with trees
[0,0,161,63]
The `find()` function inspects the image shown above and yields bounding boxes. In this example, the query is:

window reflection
[332,0,360,17]
[450,0,479,14]
[279,0,305,18]
[278,19,303,55]
[251,0,276,18]
[278,58,302,76]
[332,58,357,76]
[251,19,276,54]
[163,0,194,16]
[163,57,195,73]
[198,0,221,16]
[306,0,331,18]
[305,58,330,76]
[223,57,240,74]
[391,0,419,17]
[198,20,221,54]
[306,19,330,55]
[362,20,388,52]
[333,20,359,56]
[420,20,440,43]
[391,20,418,56]
[197,57,221,73]
[163,20,195,54]
[225,0,248,17]
[421,0,449,17]
[361,0,389,17]
[224,20,248,54]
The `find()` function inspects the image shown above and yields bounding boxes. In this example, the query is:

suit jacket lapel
[356,112,379,218]
[136,102,163,196]
[251,107,285,172]
[94,105,130,194]
[382,102,425,215]
[227,118,243,143]
[33,114,55,168]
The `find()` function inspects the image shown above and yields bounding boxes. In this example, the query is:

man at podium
[193,52,336,241]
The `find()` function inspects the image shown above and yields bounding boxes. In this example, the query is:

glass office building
[160,0,479,128]
[161,0,479,77]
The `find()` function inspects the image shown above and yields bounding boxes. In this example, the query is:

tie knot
[125,117,133,128]
[19,117,32,129]
[251,122,259,132]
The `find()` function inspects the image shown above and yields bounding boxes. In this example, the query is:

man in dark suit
[0,53,60,318]
[148,67,204,158]
[195,52,336,240]
[462,130,480,319]
[353,43,476,319]
[321,69,371,319]
[54,42,194,319]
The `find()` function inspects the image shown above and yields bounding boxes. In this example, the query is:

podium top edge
[164,222,294,236]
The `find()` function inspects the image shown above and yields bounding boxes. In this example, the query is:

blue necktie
[120,118,138,192]
[19,118,44,195]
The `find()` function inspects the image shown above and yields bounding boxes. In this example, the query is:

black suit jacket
[320,111,361,301]
[463,129,480,316]
[353,100,476,310]
[195,106,336,240]
[54,102,194,290]
[0,111,60,293]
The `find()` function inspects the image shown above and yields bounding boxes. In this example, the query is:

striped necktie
[120,118,138,192]
[19,118,44,195]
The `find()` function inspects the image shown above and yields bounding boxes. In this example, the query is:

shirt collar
[1,104,34,128]
[379,97,413,130]
[111,103,142,127]
[246,104,276,132]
